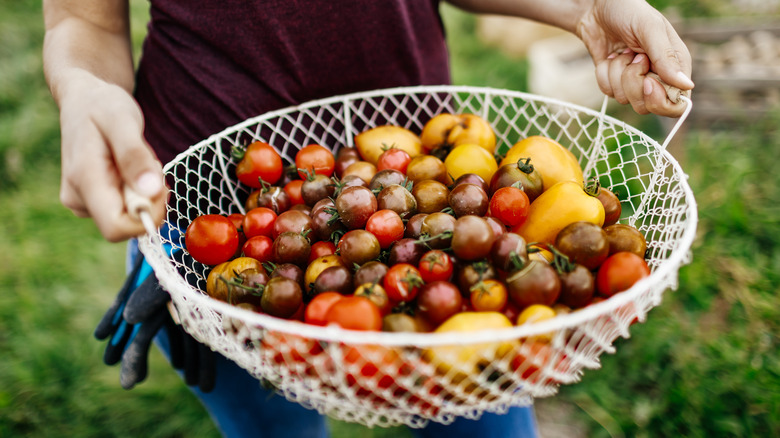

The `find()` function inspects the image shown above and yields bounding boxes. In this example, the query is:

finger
[636,15,694,91]
[643,76,687,118]
[623,53,651,115]
[595,59,614,98]
[77,163,148,242]
[608,50,635,105]
[92,99,168,229]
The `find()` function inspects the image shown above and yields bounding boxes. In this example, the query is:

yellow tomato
[354,125,422,165]
[501,136,583,191]
[205,257,263,302]
[424,312,516,379]
[444,144,498,184]
[304,254,347,293]
[420,113,497,154]
[516,304,557,343]
[512,181,605,245]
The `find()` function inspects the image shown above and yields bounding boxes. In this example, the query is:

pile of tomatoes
[184,113,651,342]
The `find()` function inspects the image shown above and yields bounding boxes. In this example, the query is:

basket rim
[147,84,699,347]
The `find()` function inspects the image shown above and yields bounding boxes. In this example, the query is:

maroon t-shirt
[134,0,451,163]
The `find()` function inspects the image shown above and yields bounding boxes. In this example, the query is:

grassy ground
[1,1,778,437]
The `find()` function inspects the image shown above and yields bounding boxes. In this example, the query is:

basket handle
[647,72,693,150]
[123,185,163,239]
[647,72,691,105]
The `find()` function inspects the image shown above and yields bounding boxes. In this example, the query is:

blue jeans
[128,240,539,438]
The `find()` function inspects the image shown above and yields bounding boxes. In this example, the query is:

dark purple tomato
[404,213,429,239]
[353,261,390,288]
[301,173,335,207]
[558,264,595,309]
[312,265,353,295]
[505,260,561,308]
[261,276,303,319]
[376,184,418,220]
[490,232,529,273]
[416,281,463,326]
[272,231,311,267]
[338,229,381,266]
[451,215,495,261]
[387,238,426,266]
[448,183,489,217]
[272,210,313,239]
[451,173,489,195]
[335,186,377,229]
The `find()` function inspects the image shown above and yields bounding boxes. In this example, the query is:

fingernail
[136,171,162,197]
[643,77,654,96]
[622,48,633,54]
[607,52,617,60]
[677,71,695,88]
[632,54,646,64]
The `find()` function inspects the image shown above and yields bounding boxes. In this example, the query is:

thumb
[637,18,694,91]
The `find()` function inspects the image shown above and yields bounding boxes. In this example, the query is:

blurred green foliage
[1,1,778,437]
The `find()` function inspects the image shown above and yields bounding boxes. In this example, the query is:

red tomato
[235,141,284,187]
[596,252,651,297]
[489,186,530,227]
[242,207,277,239]
[284,179,306,206]
[295,144,335,179]
[305,292,345,326]
[416,281,462,326]
[227,212,247,256]
[418,250,454,283]
[324,296,383,331]
[227,213,245,232]
[242,235,274,262]
[376,148,412,174]
[383,263,424,303]
[365,209,405,249]
[308,240,337,263]
[185,214,240,265]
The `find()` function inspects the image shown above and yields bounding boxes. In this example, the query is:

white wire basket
[137,85,697,428]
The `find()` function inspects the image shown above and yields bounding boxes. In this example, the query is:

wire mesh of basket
[137,85,697,428]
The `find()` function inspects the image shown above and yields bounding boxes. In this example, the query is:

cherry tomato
[354,282,392,316]
[235,141,284,187]
[555,221,609,270]
[469,279,508,312]
[305,292,345,326]
[365,209,405,249]
[324,296,383,331]
[597,186,622,226]
[295,144,335,179]
[261,276,303,319]
[418,250,454,283]
[284,179,305,206]
[376,147,412,174]
[383,263,424,303]
[596,252,650,297]
[185,214,240,265]
[489,186,530,227]
[272,210,314,239]
[242,235,274,263]
[416,281,462,326]
[242,207,277,239]
[451,215,495,261]
[308,240,337,263]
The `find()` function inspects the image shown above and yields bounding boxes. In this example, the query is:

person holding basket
[43,0,692,437]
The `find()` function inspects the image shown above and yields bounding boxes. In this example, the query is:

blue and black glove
[94,253,216,392]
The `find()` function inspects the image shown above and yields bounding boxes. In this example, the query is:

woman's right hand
[57,70,167,242]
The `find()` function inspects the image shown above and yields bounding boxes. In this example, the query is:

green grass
[2,1,779,437]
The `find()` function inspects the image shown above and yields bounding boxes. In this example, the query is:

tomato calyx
[219,273,265,305]
[584,178,601,198]
[515,157,535,174]
[548,244,577,275]
[414,230,453,250]
[231,144,247,162]
[391,300,417,316]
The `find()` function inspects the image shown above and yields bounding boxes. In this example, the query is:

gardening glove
[94,253,216,392]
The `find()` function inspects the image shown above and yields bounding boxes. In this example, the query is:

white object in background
[527,33,603,109]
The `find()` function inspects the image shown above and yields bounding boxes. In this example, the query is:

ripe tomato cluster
[184,113,651,342]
